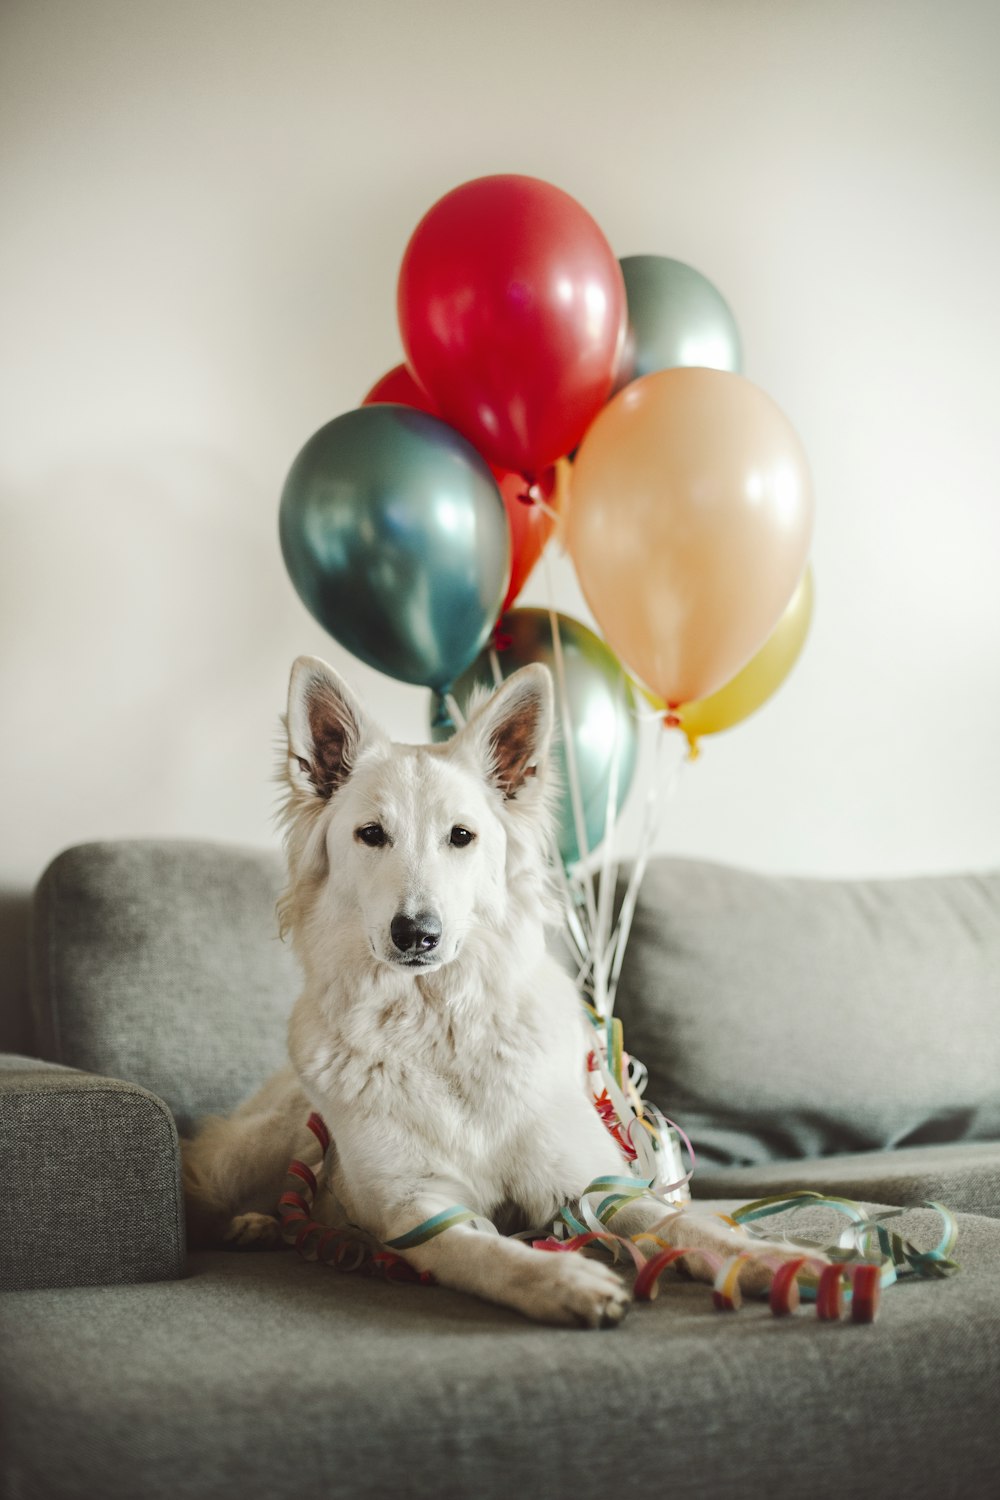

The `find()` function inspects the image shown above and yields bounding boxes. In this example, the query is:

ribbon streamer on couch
[276,1109,960,1325]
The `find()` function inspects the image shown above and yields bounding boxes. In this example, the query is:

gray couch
[2,840,999,1499]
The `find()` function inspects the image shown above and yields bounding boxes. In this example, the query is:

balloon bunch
[280,174,625,697]
[278,173,817,1011]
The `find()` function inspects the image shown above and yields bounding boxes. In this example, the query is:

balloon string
[542,550,599,946]
[590,681,623,1019]
[515,484,560,528]
[606,723,684,1009]
[443,692,466,730]
[562,880,592,970]
[531,495,561,526]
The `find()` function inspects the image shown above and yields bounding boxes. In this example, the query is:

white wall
[2,0,999,965]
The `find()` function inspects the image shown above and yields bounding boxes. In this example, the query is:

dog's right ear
[285,656,380,799]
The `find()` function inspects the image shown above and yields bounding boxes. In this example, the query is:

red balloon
[397,175,626,478]
[364,361,558,616]
[497,468,559,613]
[362,363,438,414]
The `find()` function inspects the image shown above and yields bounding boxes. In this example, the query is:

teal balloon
[438,608,639,867]
[619,255,742,379]
[279,404,510,691]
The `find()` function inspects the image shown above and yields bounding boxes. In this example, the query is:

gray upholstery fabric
[32,840,297,1135]
[692,1140,1000,1218]
[614,858,1000,1168]
[10,840,1000,1496]
[0,1055,184,1290]
[2,1201,998,1500]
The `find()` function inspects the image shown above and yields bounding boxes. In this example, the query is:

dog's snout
[390,911,442,955]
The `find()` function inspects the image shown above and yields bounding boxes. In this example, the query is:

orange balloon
[566,368,814,707]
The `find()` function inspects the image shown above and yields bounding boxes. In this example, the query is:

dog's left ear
[285,655,382,799]
[455,663,554,800]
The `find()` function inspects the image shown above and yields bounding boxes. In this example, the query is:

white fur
[183,656,815,1327]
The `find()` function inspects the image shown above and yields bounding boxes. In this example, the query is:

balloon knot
[492,625,513,652]
[517,484,538,506]
[664,712,682,729]
[430,693,455,735]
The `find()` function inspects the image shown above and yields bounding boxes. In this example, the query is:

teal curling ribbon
[385,1206,486,1250]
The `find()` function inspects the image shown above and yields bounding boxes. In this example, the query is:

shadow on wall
[0,891,33,1055]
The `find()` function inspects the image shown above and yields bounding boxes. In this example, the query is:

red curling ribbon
[633,1247,691,1302]
[288,1160,318,1194]
[306,1113,330,1153]
[295,1220,319,1251]
[769,1257,808,1317]
[816,1264,846,1321]
[849,1263,882,1324]
[278,1189,309,1213]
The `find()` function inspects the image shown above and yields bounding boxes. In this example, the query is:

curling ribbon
[273,1053,960,1321]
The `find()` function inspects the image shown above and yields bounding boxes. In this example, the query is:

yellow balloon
[676,566,814,750]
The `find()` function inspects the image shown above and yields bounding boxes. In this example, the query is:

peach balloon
[677,565,814,749]
[566,368,814,707]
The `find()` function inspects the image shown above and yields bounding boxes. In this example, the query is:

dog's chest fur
[290,946,587,1219]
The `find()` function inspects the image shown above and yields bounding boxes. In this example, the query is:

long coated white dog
[183,655,802,1326]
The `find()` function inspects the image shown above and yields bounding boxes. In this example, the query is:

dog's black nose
[390,911,442,955]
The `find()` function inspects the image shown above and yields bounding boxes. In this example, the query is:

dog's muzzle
[389,910,442,966]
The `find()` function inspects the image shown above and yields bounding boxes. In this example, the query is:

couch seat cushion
[2,1203,999,1500]
[693,1140,1000,1218]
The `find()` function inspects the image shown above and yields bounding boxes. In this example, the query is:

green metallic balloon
[619,255,742,379]
[437,608,639,867]
[279,404,511,692]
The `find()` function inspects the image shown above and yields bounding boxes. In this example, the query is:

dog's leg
[182,1067,318,1249]
[610,1196,828,1297]
[378,1194,631,1329]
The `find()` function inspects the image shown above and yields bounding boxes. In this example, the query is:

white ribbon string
[606,725,685,1010]
[542,551,599,947]
[590,676,623,1019]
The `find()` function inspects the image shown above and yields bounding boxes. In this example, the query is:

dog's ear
[286,656,381,799]
[455,663,554,800]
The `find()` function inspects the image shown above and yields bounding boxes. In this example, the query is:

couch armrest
[0,1055,185,1291]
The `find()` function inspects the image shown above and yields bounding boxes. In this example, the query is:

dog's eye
[449,826,475,848]
[355,823,388,848]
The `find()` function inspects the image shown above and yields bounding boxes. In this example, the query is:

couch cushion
[614,858,1000,1168]
[1,1203,997,1500]
[32,841,298,1135]
[691,1140,1000,1218]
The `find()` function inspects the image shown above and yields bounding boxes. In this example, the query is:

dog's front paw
[222,1212,283,1249]
[521,1251,631,1329]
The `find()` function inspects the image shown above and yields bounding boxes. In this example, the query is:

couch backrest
[32,841,1000,1167]
[613,857,1000,1168]
[32,840,296,1136]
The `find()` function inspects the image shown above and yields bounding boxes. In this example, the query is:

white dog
[183,655,804,1327]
